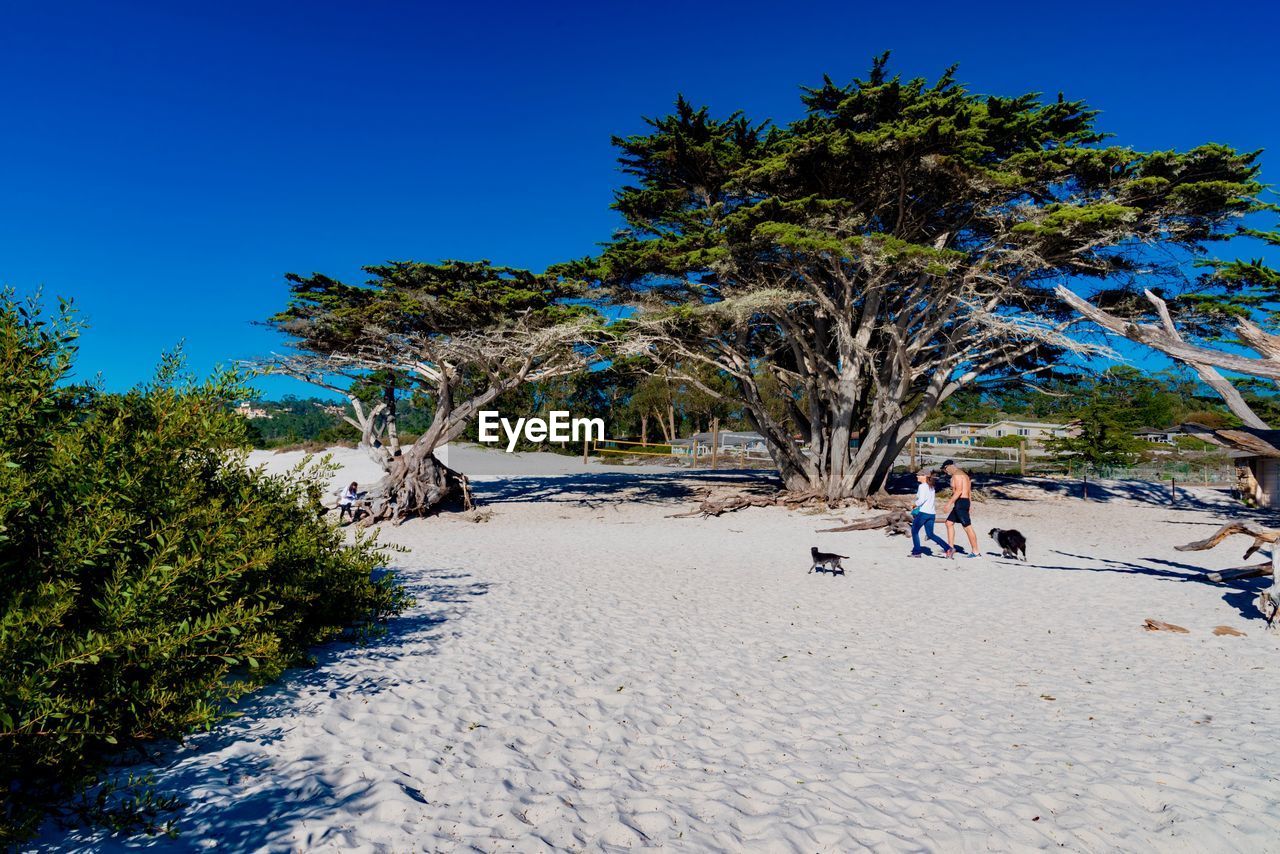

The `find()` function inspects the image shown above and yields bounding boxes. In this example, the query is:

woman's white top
[914,482,937,515]
[339,489,358,506]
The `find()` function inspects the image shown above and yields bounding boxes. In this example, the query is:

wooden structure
[1180,423,1280,508]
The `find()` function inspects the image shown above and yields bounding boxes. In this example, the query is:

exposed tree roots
[357,450,473,526]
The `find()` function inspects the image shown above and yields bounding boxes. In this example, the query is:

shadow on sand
[471,467,780,509]
[41,568,489,852]
[1018,549,1273,624]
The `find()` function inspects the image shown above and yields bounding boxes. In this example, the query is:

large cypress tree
[585,56,1262,499]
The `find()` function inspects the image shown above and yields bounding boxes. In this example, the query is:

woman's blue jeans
[911,512,950,554]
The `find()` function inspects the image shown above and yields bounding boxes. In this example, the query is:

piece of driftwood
[1201,564,1274,583]
[1259,589,1280,630]
[1176,521,1280,560]
[1175,521,1279,627]
[1213,626,1247,637]
[817,510,912,536]
[668,493,781,518]
[669,487,889,519]
[1143,619,1189,633]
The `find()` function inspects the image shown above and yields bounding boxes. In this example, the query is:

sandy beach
[37,446,1280,852]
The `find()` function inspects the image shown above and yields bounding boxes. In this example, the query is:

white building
[234,401,271,420]
[1133,427,1180,445]
[986,420,1075,445]
[915,419,1074,448]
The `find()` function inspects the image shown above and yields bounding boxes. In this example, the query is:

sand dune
[37,449,1280,852]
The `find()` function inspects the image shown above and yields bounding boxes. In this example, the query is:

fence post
[711,417,719,470]
[1019,441,1027,476]
[1170,477,1177,504]
[583,436,589,465]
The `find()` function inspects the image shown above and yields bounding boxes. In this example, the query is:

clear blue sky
[3,0,1277,396]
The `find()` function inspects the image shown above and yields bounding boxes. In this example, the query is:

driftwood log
[1176,521,1280,564]
[668,488,898,519]
[817,510,912,536]
[1176,521,1279,627]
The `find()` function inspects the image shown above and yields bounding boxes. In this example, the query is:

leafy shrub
[0,294,410,842]
[979,436,1027,448]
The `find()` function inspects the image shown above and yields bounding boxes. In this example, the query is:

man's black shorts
[947,497,972,526]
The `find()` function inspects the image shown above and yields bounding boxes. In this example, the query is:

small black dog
[809,546,848,575]
[988,528,1027,561]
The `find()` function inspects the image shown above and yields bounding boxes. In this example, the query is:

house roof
[988,420,1071,429]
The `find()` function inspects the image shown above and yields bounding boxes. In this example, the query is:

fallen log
[668,493,780,518]
[1201,563,1274,583]
[669,487,882,519]
[817,510,912,535]
[1175,521,1280,625]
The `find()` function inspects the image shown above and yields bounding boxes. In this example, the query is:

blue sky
[3,0,1278,396]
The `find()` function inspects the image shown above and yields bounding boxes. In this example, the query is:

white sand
[37,449,1280,852]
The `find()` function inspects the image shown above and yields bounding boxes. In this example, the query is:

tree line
[245,363,1253,453]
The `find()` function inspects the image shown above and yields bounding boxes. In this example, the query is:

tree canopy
[262,260,600,522]
[580,55,1264,498]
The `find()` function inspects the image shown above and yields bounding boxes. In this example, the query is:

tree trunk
[383,379,401,455]
[360,440,470,525]
[654,409,672,443]
[641,414,648,447]
[760,415,908,501]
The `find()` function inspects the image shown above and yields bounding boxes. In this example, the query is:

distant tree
[1046,401,1142,489]
[259,261,598,523]
[585,55,1259,500]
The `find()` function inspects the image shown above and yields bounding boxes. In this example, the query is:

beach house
[985,419,1075,446]
[1132,427,1180,445]
[913,419,1073,448]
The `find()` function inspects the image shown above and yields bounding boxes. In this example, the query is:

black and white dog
[988,528,1027,561]
[809,546,848,576]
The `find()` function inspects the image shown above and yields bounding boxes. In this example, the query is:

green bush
[979,436,1027,448]
[0,295,410,842]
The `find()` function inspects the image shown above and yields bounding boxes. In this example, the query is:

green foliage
[980,435,1027,448]
[584,55,1264,495]
[939,366,1240,432]
[273,260,593,355]
[1045,401,1142,474]
[0,294,409,842]
[241,396,438,449]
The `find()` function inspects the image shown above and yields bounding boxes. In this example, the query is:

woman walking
[910,470,951,558]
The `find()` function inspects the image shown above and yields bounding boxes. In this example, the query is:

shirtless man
[941,460,981,560]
